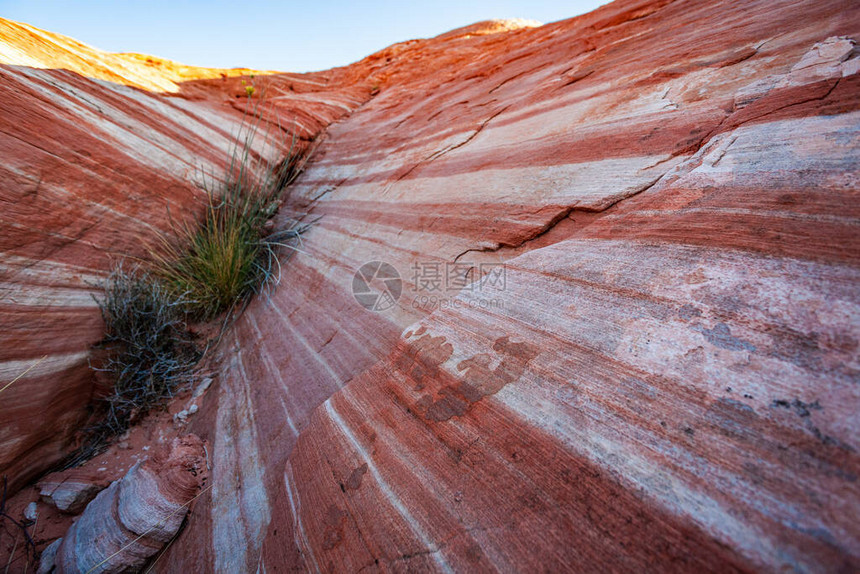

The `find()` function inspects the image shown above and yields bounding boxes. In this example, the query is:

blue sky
[0,0,609,72]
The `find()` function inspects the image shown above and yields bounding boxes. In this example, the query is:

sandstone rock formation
[40,436,206,573]
[38,471,107,514]
[0,16,370,494]
[1,0,859,571]
[0,18,272,93]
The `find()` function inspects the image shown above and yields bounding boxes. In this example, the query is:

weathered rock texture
[0,16,371,493]
[1,0,859,572]
[42,436,206,573]
[38,470,107,514]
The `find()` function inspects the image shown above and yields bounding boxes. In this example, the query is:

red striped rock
[0,17,370,493]
[1,0,859,571]
[0,59,236,492]
[42,436,206,574]
[159,1,860,571]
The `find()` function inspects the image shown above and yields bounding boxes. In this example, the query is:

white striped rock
[1,0,859,571]
[0,16,369,493]
[38,472,107,514]
[161,1,860,571]
[45,436,206,574]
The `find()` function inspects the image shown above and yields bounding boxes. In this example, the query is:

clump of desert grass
[148,125,309,320]
[80,101,312,454]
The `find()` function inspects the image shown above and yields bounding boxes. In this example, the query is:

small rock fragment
[780,36,857,87]
[842,57,860,77]
[37,538,62,574]
[39,479,105,514]
[24,501,38,522]
[193,377,213,398]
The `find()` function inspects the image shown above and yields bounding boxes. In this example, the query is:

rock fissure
[452,171,668,263]
[384,104,514,195]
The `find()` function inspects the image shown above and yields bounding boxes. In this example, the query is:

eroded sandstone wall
[0,17,371,492]
[157,0,859,571]
[1,0,859,571]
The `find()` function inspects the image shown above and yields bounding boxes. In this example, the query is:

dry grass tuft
[91,265,199,435]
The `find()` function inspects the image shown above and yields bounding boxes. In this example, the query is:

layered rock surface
[38,470,107,514]
[0,16,372,494]
[42,436,206,573]
[1,0,859,572]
